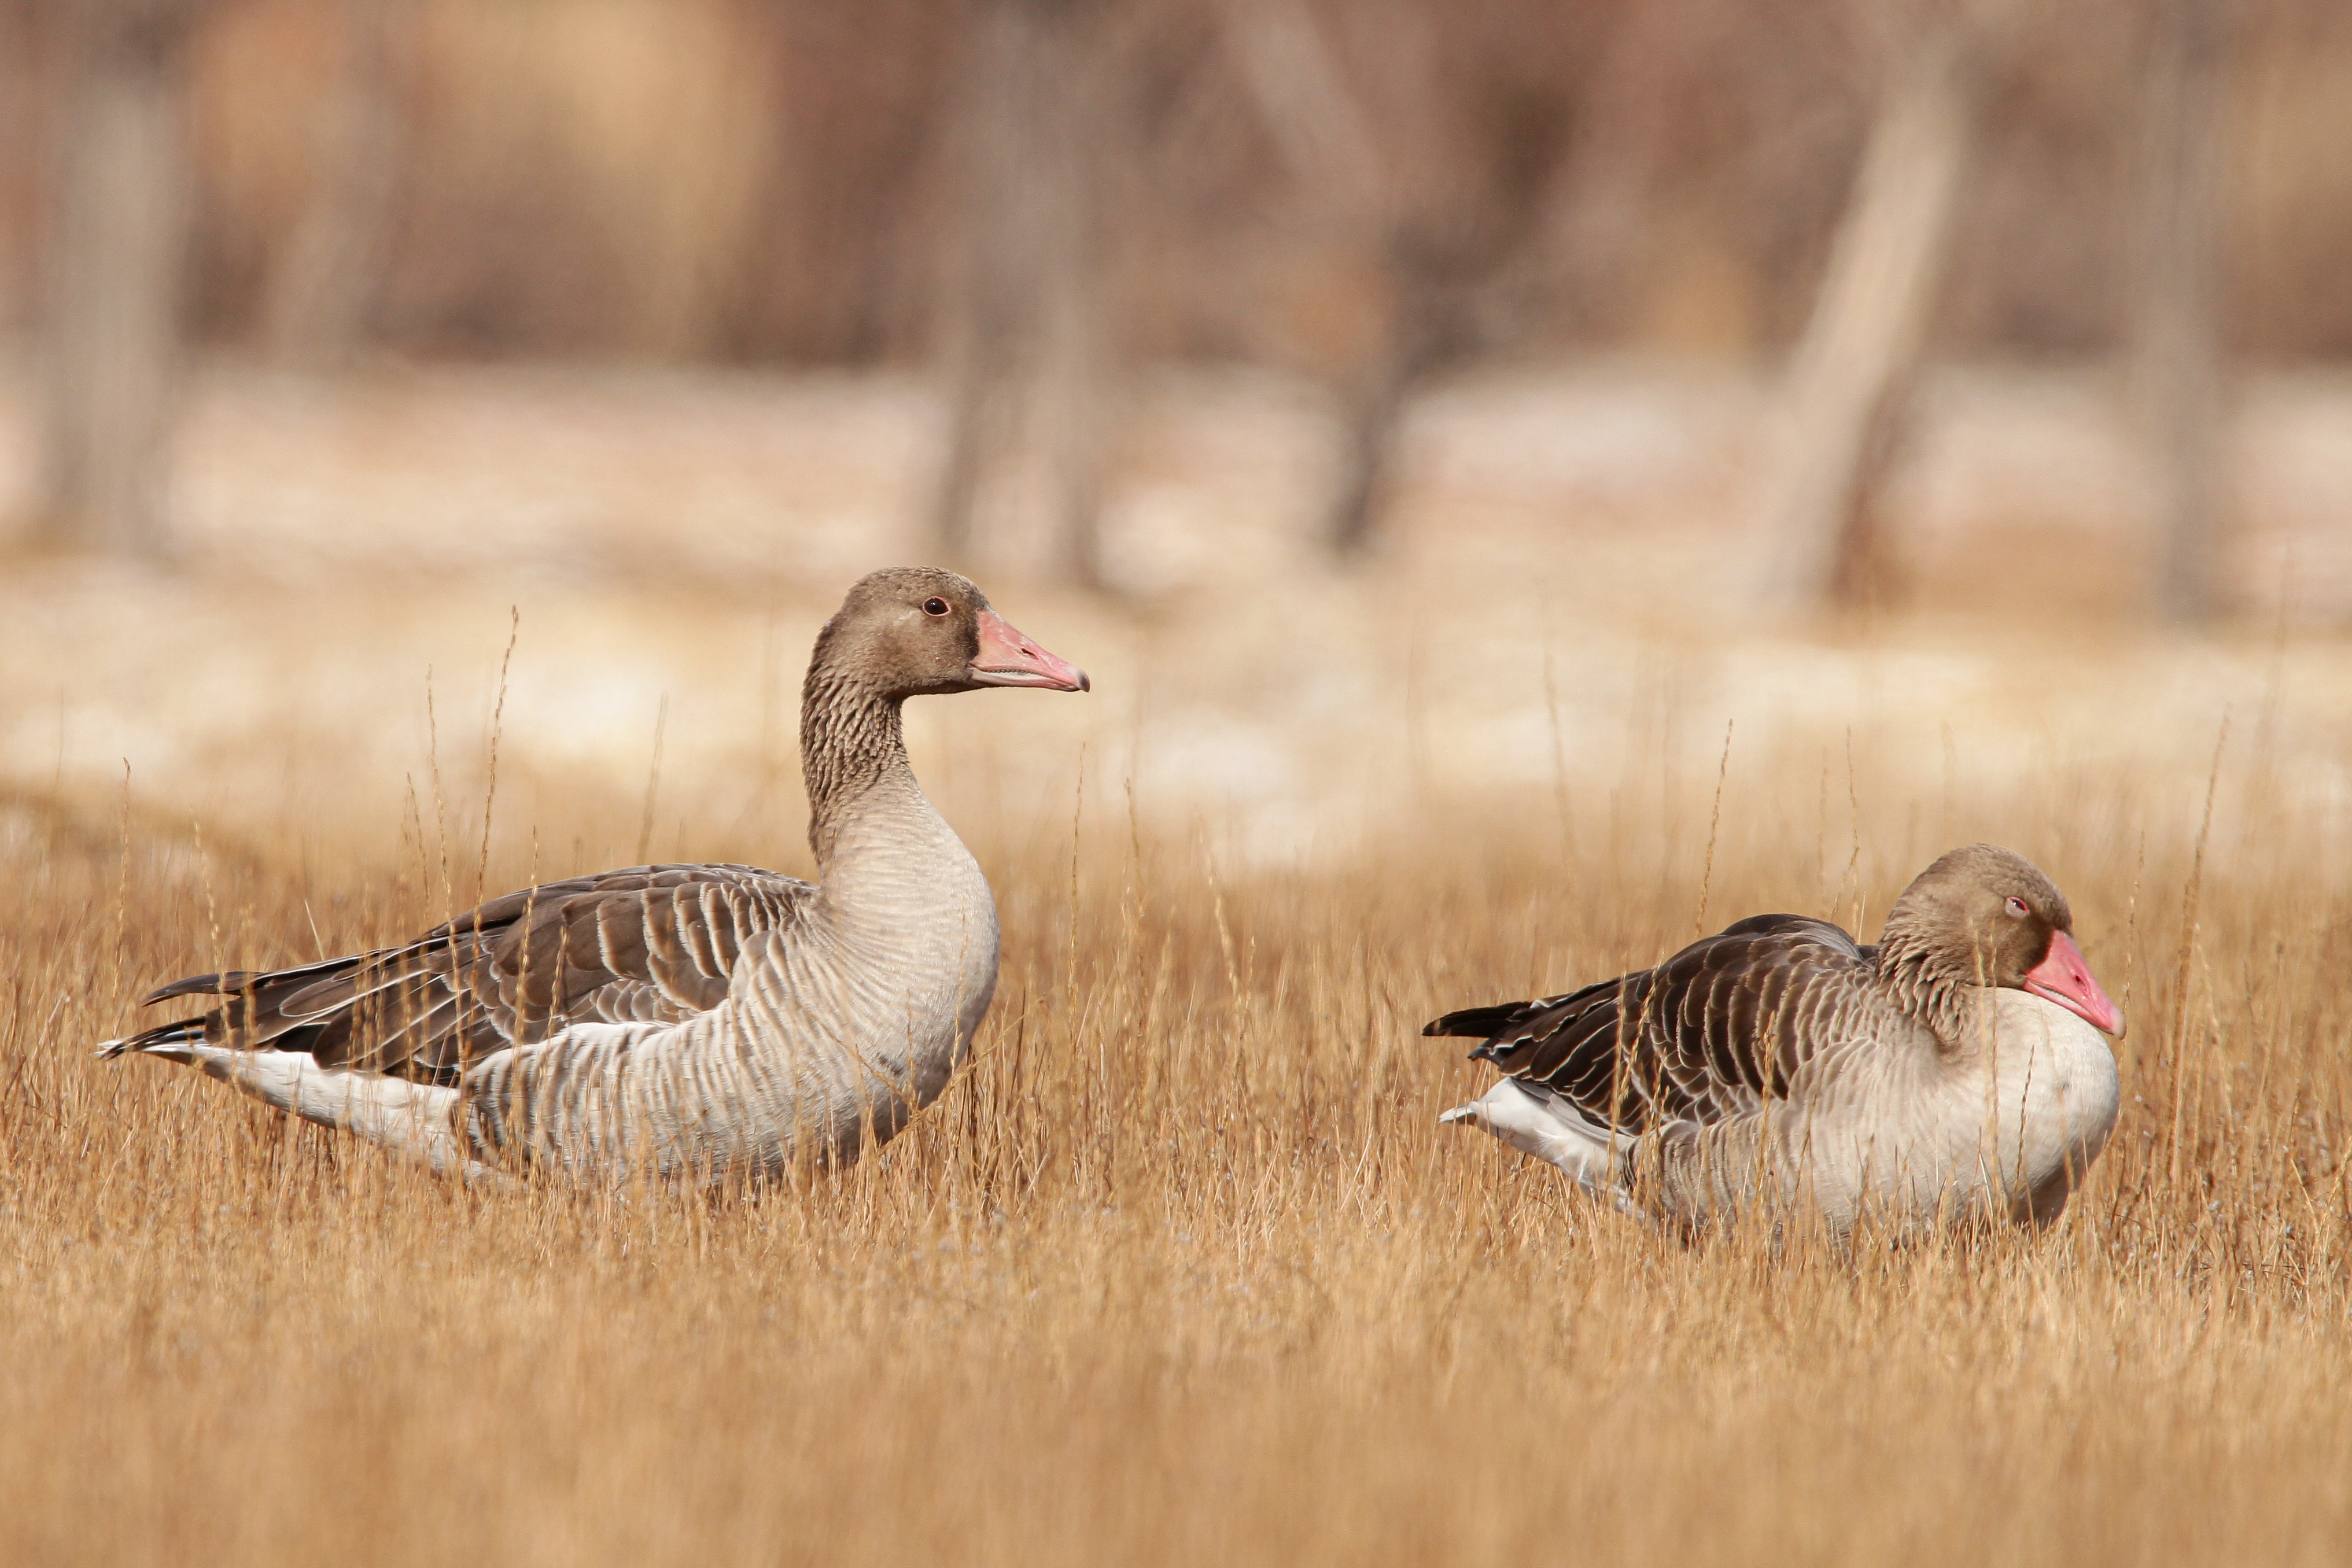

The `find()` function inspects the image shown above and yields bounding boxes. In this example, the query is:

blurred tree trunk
[1757,12,1974,607]
[1324,349,1411,558]
[1038,245,1109,588]
[1031,4,1112,591]
[1324,275,1462,555]
[263,0,415,368]
[932,0,1112,589]
[35,0,199,558]
[1225,0,1479,559]
[931,0,1036,567]
[1526,0,1702,342]
[1225,0,1400,557]
[2137,0,2231,623]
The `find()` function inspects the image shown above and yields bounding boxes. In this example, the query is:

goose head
[814,567,1089,699]
[1878,844,2125,1037]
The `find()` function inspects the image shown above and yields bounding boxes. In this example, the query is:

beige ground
[0,357,2347,870]
[0,358,2348,1562]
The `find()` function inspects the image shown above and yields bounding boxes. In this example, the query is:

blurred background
[0,0,2346,878]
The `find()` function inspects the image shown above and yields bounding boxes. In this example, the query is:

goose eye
[922,597,950,617]
[2005,896,2030,918]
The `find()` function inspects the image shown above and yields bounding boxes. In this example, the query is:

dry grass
[3,704,2349,1565]
[0,331,2346,1567]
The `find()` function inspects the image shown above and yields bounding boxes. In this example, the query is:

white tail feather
[1442,1078,1638,1209]
[167,1043,507,1185]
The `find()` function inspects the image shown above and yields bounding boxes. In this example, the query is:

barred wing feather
[1422,914,1879,1133]
[120,865,816,1083]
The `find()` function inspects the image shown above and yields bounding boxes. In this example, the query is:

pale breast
[1980,988,2121,1223]
[1730,988,2119,1234]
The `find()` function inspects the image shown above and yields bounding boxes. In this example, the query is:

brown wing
[1422,914,1877,1132]
[117,864,814,1083]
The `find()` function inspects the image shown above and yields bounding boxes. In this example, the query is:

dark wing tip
[141,972,236,1006]
[141,954,360,1010]
[1423,1002,1527,1039]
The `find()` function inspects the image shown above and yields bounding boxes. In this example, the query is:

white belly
[1804,989,2120,1231]
[1966,987,2122,1223]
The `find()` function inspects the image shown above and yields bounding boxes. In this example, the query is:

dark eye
[923,597,950,617]
[2005,896,2030,918]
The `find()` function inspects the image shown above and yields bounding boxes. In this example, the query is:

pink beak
[969,610,1089,692]
[2023,929,2125,1037]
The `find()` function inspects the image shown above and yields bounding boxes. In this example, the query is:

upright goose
[1426,844,2125,1235]
[100,567,1087,1185]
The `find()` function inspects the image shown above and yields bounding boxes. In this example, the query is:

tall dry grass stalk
[1,726,2348,1563]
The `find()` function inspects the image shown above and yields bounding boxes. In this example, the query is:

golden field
[2,362,2350,1562]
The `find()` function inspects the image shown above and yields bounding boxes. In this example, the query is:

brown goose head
[1877,844,2124,1036]
[812,567,1088,699]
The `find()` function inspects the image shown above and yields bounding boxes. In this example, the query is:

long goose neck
[1872,924,1982,1047]
[800,663,919,866]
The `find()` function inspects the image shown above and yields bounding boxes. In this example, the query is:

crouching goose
[1426,844,2124,1236]
[99,567,1087,1186]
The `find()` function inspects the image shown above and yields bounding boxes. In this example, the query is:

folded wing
[113,864,815,1083]
[1423,914,1878,1132]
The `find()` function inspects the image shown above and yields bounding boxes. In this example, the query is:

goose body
[100,568,1087,1186]
[1429,846,2125,1236]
